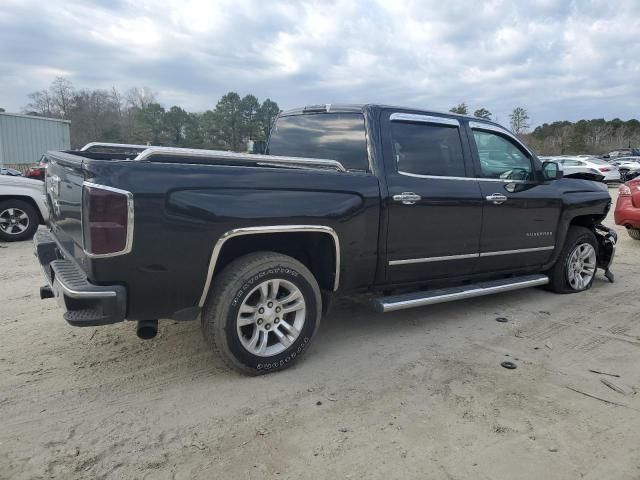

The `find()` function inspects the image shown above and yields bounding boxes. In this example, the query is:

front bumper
[34,230,127,326]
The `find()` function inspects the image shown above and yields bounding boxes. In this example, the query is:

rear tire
[627,228,640,240]
[547,226,598,294]
[201,251,322,375]
[0,199,39,242]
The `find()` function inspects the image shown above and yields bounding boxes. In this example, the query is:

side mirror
[542,161,562,180]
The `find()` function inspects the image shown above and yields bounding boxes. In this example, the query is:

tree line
[17,80,640,156]
[449,102,530,134]
[450,101,640,155]
[525,119,640,155]
[23,77,280,151]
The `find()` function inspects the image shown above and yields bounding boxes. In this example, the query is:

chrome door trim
[389,245,555,265]
[390,113,460,127]
[81,182,135,258]
[198,225,341,307]
[389,253,479,265]
[479,246,555,257]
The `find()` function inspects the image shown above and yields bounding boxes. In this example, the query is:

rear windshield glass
[267,113,369,171]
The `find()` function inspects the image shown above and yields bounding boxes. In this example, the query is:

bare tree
[49,77,75,119]
[25,90,55,117]
[509,107,530,135]
[125,87,157,110]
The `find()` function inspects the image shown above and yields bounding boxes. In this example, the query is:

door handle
[393,192,422,205]
[486,193,508,205]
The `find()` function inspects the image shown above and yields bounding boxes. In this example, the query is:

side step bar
[373,274,549,313]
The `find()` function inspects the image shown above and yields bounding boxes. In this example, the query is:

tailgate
[45,151,88,258]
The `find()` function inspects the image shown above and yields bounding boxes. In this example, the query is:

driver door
[468,123,562,273]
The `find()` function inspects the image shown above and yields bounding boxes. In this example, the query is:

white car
[554,156,621,183]
[611,157,640,181]
[0,175,49,241]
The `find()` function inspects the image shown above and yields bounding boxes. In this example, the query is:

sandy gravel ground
[1,189,640,480]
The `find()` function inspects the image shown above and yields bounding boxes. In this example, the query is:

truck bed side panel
[77,160,380,320]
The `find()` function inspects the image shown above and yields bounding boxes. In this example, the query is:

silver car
[554,156,621,183]
[611,156,640,181]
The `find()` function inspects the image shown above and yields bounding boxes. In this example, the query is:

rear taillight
[599,167,611,172]
[82,183,133,256]
[619,184,632,196]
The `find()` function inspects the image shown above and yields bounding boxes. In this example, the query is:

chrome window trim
[396,171,532,183]
[133,147,347,173]
[390,113,460,127]
[81,182,135,258]
[198,225,341,307]
[389,245,555,265]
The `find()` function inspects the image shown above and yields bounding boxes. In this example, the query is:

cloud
[1,0,639,126]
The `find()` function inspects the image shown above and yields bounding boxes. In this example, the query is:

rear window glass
[267,113,369,171]
[589,158,610,165]
[391,121,466,177]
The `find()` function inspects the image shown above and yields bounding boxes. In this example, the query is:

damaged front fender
[594,224,617,283]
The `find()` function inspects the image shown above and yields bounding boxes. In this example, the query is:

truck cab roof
[280,103,494,125]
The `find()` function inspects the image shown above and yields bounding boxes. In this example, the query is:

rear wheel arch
[199,226,340,307]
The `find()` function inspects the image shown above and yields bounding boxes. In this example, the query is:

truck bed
[43,147,381,321]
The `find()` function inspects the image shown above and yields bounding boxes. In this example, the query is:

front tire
[0,199,39,242]
[201,252,322,375]
[547,226,598,293]
[627,228,640,240]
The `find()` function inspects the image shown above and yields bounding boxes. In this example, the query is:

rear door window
[267,113,369,171]
[390,120,466,177]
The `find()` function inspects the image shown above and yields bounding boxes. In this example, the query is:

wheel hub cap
[0,208,29,235]
[236,278,306,357]
[566,242,596,290]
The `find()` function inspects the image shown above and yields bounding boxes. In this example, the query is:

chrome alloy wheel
[0,208,29,235]
[566,242,596,290]
[236,278,306,357]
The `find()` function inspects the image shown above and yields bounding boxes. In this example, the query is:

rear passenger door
[382,111,483,284]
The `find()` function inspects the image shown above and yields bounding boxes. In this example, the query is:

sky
[1,0,639,127]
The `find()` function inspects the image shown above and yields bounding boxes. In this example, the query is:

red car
[615,179,640,239]
[23,155,47,181]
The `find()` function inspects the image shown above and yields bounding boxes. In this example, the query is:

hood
[0,174,44,190]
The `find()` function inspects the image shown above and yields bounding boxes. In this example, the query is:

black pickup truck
[35,104,617,374]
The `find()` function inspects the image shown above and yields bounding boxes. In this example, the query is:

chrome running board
[373,274,549,313]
